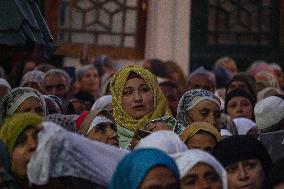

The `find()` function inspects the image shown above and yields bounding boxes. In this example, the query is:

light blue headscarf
[108,148,179,189]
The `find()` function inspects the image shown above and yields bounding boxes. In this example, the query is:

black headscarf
[213,135,272,189]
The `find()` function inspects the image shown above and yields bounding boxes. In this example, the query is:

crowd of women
[0,56,284,189]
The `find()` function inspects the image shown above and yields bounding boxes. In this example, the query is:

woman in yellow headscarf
[110,65,172,148]
[180,121,221,153]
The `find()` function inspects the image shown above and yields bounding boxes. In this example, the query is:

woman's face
[139,166,179,189]
[185,133,217,153]
[15,96,44,117]
[181,163,222,189]
[79,68,100,94]
[187,100,221,129]
[87,124,119,146]
[227,97,253,120]
[226,159,264,189]
[12,127,41,177]
[122,78,154,119]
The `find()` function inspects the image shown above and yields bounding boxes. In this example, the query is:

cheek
[227,173,238,188]
[121,96,131,110]
[12,148,27,176]
[250,167,265,187]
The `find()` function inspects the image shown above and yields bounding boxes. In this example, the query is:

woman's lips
[133,104,145,109]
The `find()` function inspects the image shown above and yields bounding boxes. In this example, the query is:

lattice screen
[208,0,273,45]
[57,0,139,48]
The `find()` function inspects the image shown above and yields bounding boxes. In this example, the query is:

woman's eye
[244,161,257,169]
[228,103,237,108]
[123,90,132,95]
[226,165,238,173]
[140,86,150,93]
[200,111,208,116]
[183,179,196,186]
[206,173,220,182]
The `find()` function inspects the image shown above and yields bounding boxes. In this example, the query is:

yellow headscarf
[110,65,171,131]
[180,122,222,143]
[0,112,43,156]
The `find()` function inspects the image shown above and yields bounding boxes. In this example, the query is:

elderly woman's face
[15,96,44,117]
[79,67,100,94]
[12,127,41,177]
[187,100,221,129]
[139,166,179,189]
[181,163,222,189]
[226,159,264,189]
[87,123,119,146]
[227,96,253,120]
[122,78,154,119]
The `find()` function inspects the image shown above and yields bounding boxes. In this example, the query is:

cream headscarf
[110,65,171,131]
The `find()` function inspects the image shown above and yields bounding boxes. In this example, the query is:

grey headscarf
[45,114,78,133]
[177,89,221,128]
[20,70,45,87]
[0,87,46,124]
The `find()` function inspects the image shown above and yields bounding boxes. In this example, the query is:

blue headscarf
[108,148,179,189]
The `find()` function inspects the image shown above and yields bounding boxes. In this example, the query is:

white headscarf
[135,130,187,155]
[91,95,112,111]
[233,117,257,135]
[174,149,228,189]
[27,121,129,186]
[86,114,113,135]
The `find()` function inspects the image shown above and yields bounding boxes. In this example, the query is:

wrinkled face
[15,96,44,117]
[227,96,253,120]
[159,85,179,117]
[12,127,41,178]
[227,81,250,94]
[185,133,217,153]
[139,166,179,189]
[87,123,119,146]
[187,75,215,93]
[187,100,221,130]
[44,75,68,99]
[226,159,264,189]
[122,78,154,119]
[78,68,100,95]
[181,163,222,189]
